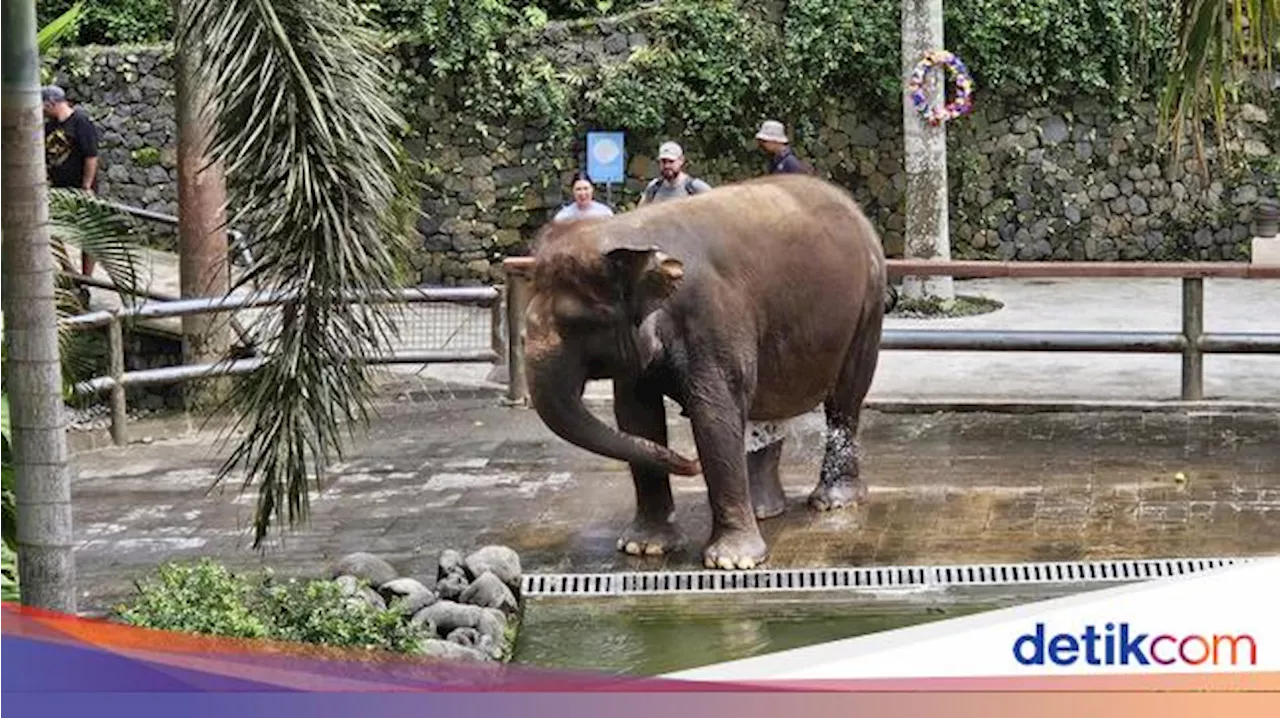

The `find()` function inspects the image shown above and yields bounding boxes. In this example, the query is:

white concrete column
[901,0,955,303]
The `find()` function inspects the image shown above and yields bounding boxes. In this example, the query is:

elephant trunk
[526,339,701,477]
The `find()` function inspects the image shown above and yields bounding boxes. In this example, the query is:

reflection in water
[511,594,998,676]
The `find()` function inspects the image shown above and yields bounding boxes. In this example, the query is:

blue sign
[586,131,626,184]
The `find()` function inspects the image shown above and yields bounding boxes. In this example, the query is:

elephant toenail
[644,544,663,556]
[739,558,756,570]
[625,541,641,555]
[717,556,734,570]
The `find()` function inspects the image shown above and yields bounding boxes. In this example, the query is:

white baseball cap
[658,141,684,160]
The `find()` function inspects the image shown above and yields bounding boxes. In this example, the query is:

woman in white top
[553,172,615,221]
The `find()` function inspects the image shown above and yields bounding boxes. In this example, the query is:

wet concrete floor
[66,395,1280,614]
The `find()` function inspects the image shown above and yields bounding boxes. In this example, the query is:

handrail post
[1181,277,1204,401]
[483,284,509,385]
[503,262,531,405]
[108,316,128,445]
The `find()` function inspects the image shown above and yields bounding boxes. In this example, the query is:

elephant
[521,173,887,570]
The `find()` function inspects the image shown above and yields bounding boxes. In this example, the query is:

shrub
[115,558,431,654]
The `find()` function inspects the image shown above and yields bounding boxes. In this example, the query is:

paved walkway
[68,398,1279,615]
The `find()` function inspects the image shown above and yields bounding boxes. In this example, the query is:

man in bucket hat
[755,119,813,175]
[638,141,712,206]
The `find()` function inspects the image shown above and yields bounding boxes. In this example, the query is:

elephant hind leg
[747,439,787,520]
[808,308,883,512]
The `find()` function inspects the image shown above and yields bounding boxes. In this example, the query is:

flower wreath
[906,50,975,126]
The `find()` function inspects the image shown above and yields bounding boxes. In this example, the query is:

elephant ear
[603,244,685,323]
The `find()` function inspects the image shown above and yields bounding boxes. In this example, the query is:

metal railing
[499,257,1280,406]
[62,247,1280,445]
[67,286,504,446]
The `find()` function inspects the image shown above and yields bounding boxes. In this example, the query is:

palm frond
[37,1,85,55]
[47,188,144,302]
[44,188,146,389]
[176,0,417,548]
[1158,0,1278,173]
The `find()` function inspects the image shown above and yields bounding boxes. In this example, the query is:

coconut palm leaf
[1159,0,1278,172]
[37,1,85,55]
[46,187,146,387]
[176,0,417,548]
[47,188,143,301]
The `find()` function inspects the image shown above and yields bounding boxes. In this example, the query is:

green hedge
[115,559,432,654]
[384,0,1180,161]
[43,0,1181,162]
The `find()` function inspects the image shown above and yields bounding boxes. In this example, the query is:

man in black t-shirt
[43,85,101,276]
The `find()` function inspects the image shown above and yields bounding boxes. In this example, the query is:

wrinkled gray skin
[523,174,887,570]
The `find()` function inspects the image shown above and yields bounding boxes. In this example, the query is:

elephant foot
[702,528,768,570]
[807,477,869,512]
[616,518,686,557]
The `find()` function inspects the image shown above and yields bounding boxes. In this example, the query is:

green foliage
[1,389,15,555]
[130,146,162,167]
[115,559,269,639]
[944,0,1177,106]
[115,558,432,654]
[1,543,17,603]
[389,0,1180,174]
[589,1,780,154]
[38,0,173,45]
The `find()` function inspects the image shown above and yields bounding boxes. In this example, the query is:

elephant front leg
[687,389,768,570]
[613,379,685,556]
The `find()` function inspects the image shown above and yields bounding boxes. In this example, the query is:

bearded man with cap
[755,119,812,175]
[638,141,713,206]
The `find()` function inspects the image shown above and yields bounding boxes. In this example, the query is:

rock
[359,586,387,610]
[435,572,469,601]
[330,552,397,587]
[1232,185,1259,206]
[1099,182,1120,200]
[446,627,482,648]
[381,577,429,598]
[1040,116,1069,145]
[334,574,360,597]
[420,638,490,662]
[460,571,520,615]
[438,549,465,579]
[412,600,486,636]
[464,545,522,591]
[1128,195,1149,216]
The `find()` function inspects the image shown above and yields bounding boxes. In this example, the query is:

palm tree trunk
[1,0,78,613]
[174,0,234,412]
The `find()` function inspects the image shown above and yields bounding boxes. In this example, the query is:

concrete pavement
[67,396,1279,615]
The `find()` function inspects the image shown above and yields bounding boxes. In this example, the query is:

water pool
[510,591,1005,676]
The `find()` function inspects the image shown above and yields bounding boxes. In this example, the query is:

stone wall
[45,23,1277,286]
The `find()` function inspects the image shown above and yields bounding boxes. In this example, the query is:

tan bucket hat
[755,120,789,143]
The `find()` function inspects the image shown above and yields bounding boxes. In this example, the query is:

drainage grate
[520,556,1256,598]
